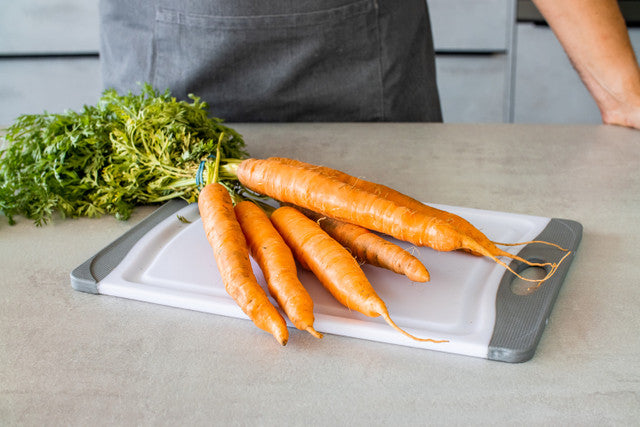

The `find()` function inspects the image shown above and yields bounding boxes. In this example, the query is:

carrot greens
[0,84,246,225]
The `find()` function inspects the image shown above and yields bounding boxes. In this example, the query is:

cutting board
[71,200,582,362]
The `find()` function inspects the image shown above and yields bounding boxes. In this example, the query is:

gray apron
[99,0,442,122]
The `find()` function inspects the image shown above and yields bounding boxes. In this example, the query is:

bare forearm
[533,0,640,128]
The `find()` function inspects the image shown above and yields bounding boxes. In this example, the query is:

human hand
[532,0,640,131]
[597,86,640,130]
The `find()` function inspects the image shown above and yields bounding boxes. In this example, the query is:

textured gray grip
[488,218,583,363]
[70,199,189,294]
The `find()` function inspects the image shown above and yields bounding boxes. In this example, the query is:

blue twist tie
[195,160,206,188]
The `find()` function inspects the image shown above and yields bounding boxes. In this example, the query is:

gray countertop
[2,123,639,425]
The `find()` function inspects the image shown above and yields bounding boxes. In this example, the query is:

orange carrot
[198,182,288,345]
[234,200,322,339]
[272,157,491,252]
[271,157,566,255]
[235,158,568,284]
[270,206,447,343]
[296,206,430,282]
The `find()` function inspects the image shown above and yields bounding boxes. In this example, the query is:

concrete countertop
[2,123,639,425]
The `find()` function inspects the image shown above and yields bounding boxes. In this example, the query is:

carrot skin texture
[270,206,447,343]
[298,207,430,282]
[198,183,288,345]
[237,158,463,251]
[234,200,322,339]
[269,157,488,254]
[240,158,527,261]
[270,206,386,317]
[269,157,564,259]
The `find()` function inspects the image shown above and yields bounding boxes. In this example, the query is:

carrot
[198,182,288,345]
[271,157,567,254]
[266,157,570,275]
[295,206,430,282]
[270,206,447,343]
[235,158,569,284]
[273,156,490,249]
[234,200,322,339]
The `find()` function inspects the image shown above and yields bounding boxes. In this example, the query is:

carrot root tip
[306,326,324,339]
[492,249,572,290]
[381,311,448,344]
[492,239,570,252]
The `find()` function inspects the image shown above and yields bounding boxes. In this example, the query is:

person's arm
[532,0,640,129]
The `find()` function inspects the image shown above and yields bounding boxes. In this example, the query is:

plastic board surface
[71,200,582,362]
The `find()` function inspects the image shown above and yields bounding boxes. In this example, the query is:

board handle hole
[510,266,548,296]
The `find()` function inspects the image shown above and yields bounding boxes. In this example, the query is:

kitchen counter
[2,123,639,425]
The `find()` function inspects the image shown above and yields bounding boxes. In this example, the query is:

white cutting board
[71,200,581,362]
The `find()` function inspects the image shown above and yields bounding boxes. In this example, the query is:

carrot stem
[208,132,224,185]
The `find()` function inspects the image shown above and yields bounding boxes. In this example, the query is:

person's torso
[99,0,442,122]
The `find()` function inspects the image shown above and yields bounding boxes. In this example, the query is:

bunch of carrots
[199,135,570,345]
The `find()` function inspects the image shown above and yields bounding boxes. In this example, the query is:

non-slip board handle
[70,199,189,294]
[488,218,583,363]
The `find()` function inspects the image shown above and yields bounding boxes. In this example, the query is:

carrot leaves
[0,84,247,225]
